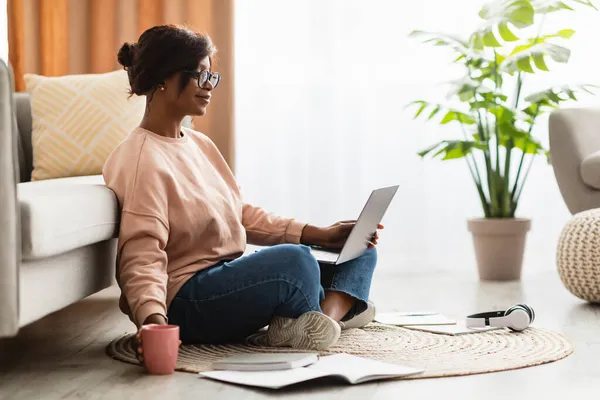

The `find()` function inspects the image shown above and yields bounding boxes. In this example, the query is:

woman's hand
[301,221,384,250]
[135,314,168,365]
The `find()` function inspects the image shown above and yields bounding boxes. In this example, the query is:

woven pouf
[557,209,600,302]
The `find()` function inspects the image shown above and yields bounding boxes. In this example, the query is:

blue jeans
[167,244,378,344]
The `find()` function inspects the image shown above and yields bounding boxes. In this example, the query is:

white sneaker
[266,311,341,350]
[339,300,376,330]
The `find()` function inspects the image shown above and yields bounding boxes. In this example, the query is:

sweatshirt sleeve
[242,203,307,246]
[117,211,169,327]
[104,136,171,327]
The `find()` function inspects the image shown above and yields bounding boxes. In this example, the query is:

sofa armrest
[0,61,21,337]
[549,108,600,215]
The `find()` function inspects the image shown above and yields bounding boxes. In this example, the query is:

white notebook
[199,353,424,389]
[404,321,501,335]
[212,353,319,371]
[375,312,456,326]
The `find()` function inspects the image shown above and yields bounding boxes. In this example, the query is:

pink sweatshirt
[102,127,307,327]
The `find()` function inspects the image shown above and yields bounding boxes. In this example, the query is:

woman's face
[163,56,214,117]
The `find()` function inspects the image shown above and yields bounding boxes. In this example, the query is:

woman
[103,25,381,353]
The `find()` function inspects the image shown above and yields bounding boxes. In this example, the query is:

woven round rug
[106,323,573,379]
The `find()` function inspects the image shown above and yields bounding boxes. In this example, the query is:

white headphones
[465,304,535,332]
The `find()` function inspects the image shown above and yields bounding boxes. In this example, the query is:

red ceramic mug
[140,324,180,375]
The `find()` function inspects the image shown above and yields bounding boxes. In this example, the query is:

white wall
[234,0,600,275]
[0,0,7,64]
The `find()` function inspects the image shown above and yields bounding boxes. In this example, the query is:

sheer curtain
[234,0,600,275]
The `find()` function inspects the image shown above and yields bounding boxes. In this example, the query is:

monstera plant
[407,0,597,280]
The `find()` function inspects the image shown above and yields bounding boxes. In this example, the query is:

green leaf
[526,29,576,43]
[525,89,561,103]
[415,103,428,118]
[469,100,516,121]
[405,100,426,115]
[502,43,570,73]
[470,101,490,110]
[483,30,503,47]
[522,100,556,116]
[422,140,488,160]
[406,101,477,125]
[428,106,441,120]
[458,90,475,102]
[417,142,443,158]
[498,123,529,140]
[516,56,534,73]
[483,91,509,102]
[495,52,506,65]
[472,0,534,49]
[479,0,535,27]
[443,142,472,160]
[447,77,493,102]
[533,0,574,13]
[512,137,546,154]
[440,110,476,125]
[573,0,598,10]
[581,85,597,94]
[532,53,549,71]
[472,63,505,87]
[557,28,576,38]
[524,84,599,105]
[471,35,485,50]
[498,21,520,41]
[409,30,479,58]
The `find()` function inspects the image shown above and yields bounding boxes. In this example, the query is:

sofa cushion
[581,150,600,189]
[24,70,145,181]
[18,175,119,260]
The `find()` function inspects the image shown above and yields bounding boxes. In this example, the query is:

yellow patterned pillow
[24,70,145,181]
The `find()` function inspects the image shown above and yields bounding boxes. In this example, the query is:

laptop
[310,185,399,265]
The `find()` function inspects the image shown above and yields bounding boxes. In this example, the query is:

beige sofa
[0,61,119,337]
[549,108,600,214]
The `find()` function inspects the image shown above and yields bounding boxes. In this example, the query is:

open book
[375,312,456,326]
[199,353,424,389]
[212,353,319,371]
[404,320,501,335]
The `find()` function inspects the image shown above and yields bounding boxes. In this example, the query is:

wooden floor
[1,268,599,399]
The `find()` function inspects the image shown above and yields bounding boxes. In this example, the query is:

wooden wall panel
[39,0,69,76]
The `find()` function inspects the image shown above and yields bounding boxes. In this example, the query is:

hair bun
[117,42,136,68]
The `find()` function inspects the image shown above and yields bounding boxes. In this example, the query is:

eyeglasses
[183,70,221,89]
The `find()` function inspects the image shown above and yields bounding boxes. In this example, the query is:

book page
[200,354,424,388]
[199,367,329,389]
[308,354,423,384]
[404,321,501,335]
[375,312,456,326]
